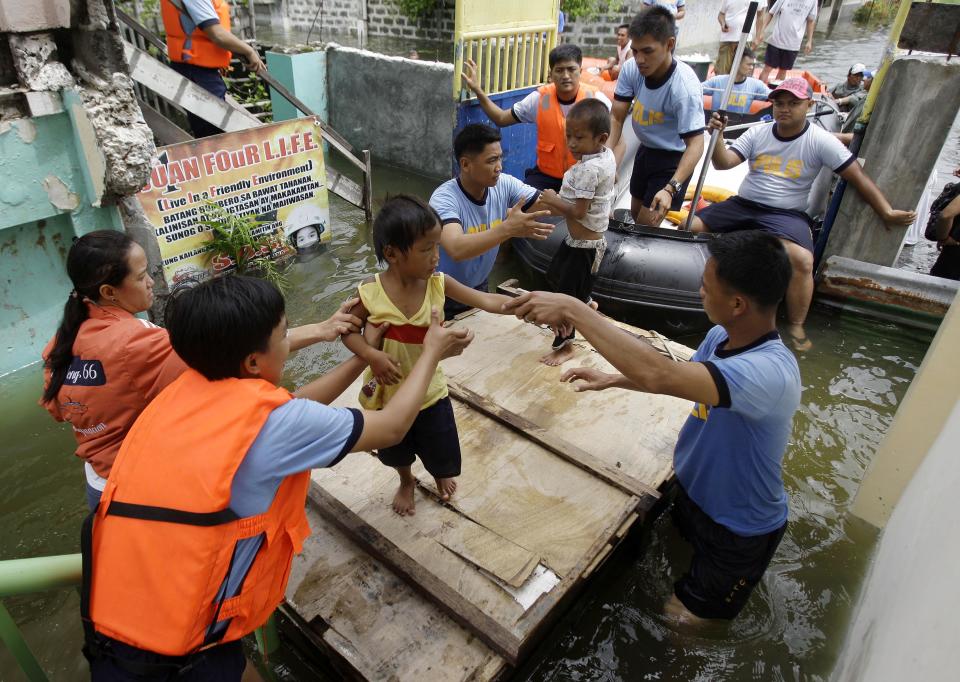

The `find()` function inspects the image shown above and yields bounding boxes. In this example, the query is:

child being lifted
[536,98,616,366]
[343,195,514,516]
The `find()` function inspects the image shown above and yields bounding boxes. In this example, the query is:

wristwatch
[665,179,682,195]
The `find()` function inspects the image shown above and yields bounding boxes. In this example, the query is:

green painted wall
[0,102,123,377]
[266,50,328,124]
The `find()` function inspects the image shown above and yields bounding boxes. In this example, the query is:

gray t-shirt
[731,121,855,211]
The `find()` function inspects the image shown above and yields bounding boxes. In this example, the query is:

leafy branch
[199,202,290,292]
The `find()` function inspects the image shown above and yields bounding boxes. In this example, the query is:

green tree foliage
[200,202,290,292]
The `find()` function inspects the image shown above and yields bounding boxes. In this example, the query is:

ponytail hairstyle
[42,230,136,404]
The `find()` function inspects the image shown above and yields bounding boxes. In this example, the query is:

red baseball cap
[770,77,813,100]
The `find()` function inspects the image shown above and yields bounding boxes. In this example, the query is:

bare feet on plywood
[391,479,416,516]
[434,476,458,501]
[539,343,576,366]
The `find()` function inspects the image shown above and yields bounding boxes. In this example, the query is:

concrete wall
[326,44,455,178]
[561,1,722,56]
[822,58,960,266]
[278,0,454,43]
[831,298,960,680]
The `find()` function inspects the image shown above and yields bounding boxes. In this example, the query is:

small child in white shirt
[537,98,617,365]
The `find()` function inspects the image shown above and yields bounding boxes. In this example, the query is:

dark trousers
[443,278,489,320]
[524,166,564,192]
[170,62,228,138]
[89,636,245,681]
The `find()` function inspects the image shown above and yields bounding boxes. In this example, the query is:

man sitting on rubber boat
[684,77,916,351]
[701,47,769,115]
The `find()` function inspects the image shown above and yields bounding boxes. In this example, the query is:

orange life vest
[87,369,311,656]
[161,0,232,69]
[535,82,598,179]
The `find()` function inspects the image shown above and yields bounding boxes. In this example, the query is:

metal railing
[0,553,279,681]
[453,0,559,99]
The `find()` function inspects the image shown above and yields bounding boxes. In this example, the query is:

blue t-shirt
[673,326,800,536]
[614,59,704,152]
[701,75,769,114]
[206,399,362,637]
[430,175,539,288]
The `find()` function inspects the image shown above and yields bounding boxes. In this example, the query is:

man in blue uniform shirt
[505,230,800,624]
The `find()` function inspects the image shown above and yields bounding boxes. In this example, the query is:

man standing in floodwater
[608,7,705,227]
[430,124,552,319]
[160,0,265,137]
[460,44,612,192]
[504,230,799,625]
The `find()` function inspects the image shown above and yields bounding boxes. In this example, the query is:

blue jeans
[86,483,102,511]
[169,62,227,138]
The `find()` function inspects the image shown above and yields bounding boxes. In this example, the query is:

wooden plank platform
[285,311,692,678]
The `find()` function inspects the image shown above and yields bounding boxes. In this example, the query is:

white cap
[283,203,325,238]
[849,63,866,75]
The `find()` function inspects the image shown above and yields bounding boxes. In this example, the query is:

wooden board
[292,311,692,673]
[442,311,689,491]
[286,507,507,681]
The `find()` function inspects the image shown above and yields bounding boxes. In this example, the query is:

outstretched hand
[315,297,363,341]
[461,58,481,93]
[503,198,553,240]
[423,307,474,360]
[560,366,617,392]
[883,208,917,228]
[503,291,581,335]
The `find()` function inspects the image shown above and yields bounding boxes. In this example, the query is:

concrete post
[821,59,960,267]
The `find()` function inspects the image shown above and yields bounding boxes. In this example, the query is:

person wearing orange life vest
[460,44,613,192]
[82,275,474,680]
[160,0,265,138]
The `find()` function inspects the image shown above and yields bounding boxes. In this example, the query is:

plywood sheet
[287,507,506,681]
[442,311,687,489]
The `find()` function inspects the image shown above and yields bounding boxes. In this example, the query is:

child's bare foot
[392,479,416,516]
[434,476,458,501]
[539,343,575,366]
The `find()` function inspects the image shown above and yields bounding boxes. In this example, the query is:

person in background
[461,44,612,192]
[927,168,960,281]
[503,231,800,626]
[756,0,817,84]
[41,231,364,509]
[643,0,686,22]
[82,275,473,680]
[830,63,865,112]
[686,79,916,351]
[701,48,768,114]
[716,0,756,75]
[608,7,705,227]
[601,24,632,81]
[160,0,265,138]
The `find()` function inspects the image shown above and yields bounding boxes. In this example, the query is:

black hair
[617,23,629,31]
[165,275,285,380]
[628,6,676,43]
[548,44,582,68]
[454,123,502,161]
[43,230,136,404]
[742,46,756,60]
[373,194,441,264]
[707,231,791,309]
[567,98,611,137]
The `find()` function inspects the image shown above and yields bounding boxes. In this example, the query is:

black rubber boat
[513,214,717,334]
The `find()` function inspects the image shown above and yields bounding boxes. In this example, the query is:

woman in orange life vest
[41,230,364,510]
[460,44,613,192]
[82,275,473,680]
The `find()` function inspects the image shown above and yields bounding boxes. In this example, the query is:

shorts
[378,397,462,478]
[698,195,815,252]
[671,485,787,620]
[715,42,737,76]
[764,44,799,71]
[930,245,960,281]
[524,166,564,192]
[545,239,601,303]
[630,146,689,211]
[89,636,244,681]
[443,278,488,319]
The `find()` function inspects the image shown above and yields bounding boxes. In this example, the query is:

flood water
[1,16,956,682]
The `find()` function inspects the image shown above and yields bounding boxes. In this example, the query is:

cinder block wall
[326,44,455,178]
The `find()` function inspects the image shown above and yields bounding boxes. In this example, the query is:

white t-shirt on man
[768,0,817,52]
[720,0,755,42]
[730,121,855,211]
